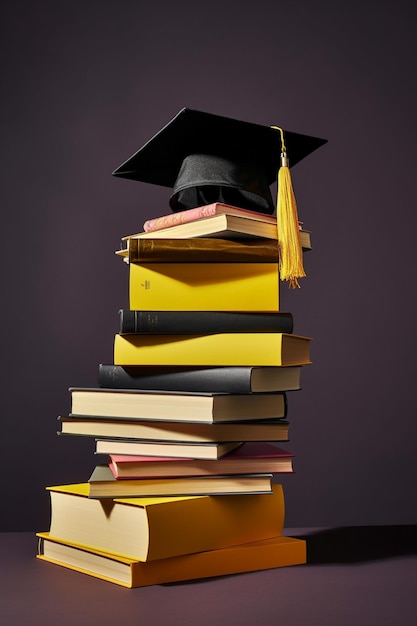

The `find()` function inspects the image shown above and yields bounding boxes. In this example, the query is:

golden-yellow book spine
[129,263,280,311]
[145,484,284,560]
[113,333,312,367]
[131,535,306,586]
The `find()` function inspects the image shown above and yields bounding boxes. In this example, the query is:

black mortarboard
[113,108,327,286]
[112,108,327,215]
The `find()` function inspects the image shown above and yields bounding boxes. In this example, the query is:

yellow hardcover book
[45,483,285,561]
[114,332,312,367]
[129,263,280,311]
[37,533,306,588]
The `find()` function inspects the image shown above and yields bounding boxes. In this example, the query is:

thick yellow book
[129,263,280,311]
[37,532,306,588]
[45,483,285,561]
[114,332,312,367]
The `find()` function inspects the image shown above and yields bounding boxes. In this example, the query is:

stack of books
[37,202,311,587]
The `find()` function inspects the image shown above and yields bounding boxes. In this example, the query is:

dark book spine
[119,310,293,335]
[98,365,257,393]
[128,238,279,263]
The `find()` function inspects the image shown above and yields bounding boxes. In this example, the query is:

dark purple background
[1,1,417,531]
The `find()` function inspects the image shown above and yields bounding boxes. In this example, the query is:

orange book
[37,532,306,588]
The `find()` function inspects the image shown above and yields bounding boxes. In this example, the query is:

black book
[119,309,293,335]
[98,364,302,394]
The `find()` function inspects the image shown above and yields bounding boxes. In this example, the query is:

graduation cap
[113,108,327,287]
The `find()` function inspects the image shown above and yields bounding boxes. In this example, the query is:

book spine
[113,333,311,367]
[119,310,293,335]
[143,205,218,232]
[98,364,254,393]
[129,263,280,312]
[128,238,279,263]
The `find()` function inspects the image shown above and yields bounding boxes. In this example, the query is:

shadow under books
[295,525,417,564]
[162,525,417,587]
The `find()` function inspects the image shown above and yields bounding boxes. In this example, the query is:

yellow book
[37,532,306,588]
[114,332,312,367]
[129,263,280,311]
[45,483,285,561]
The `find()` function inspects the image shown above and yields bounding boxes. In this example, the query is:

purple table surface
[1,527,416,626]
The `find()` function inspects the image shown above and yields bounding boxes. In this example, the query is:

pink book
[108,443,294,479]
[143,203,277,233]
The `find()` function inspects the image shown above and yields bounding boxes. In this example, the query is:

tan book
[116,213,312,250]
[69,387,287,423]
[59,416,290,443]
[87,464,273,498]
[95,440,242,460]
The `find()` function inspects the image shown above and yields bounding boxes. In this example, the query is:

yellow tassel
[271,126,305,289]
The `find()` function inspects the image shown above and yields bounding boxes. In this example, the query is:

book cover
[59,416,290,442]
[113,332,312,367]
[108,442,294,479]
[129,263,280,312]
[37,532,306,588]
[98,364,303,393]
[45,483,285,561]
[69,387,287,423]
[118,309,293,334]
